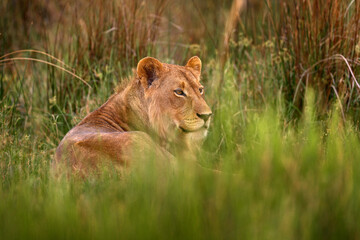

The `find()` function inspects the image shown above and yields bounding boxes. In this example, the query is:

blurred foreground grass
[1,88,360,239]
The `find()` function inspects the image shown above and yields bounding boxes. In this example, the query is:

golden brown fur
[55,56,212,173]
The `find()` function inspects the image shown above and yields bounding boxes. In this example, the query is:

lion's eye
[199,88,204,94]
[174,89,186,96]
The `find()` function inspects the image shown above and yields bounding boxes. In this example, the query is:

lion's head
[136,56,212,146]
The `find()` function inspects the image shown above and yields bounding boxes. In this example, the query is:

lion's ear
[137,57,164,89]
[185,56,202,79]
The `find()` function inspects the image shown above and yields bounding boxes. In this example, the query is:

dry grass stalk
[216,0,247,100]
[0,57,91,88]
[266,0,360,116]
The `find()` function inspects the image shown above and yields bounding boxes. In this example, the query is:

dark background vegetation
[2,0,360,130]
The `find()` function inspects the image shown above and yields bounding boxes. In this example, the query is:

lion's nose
[197,112,212,122]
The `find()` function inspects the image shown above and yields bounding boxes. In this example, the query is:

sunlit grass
[1,86,360,238]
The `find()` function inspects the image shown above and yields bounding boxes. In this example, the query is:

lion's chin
[178,127,208,149]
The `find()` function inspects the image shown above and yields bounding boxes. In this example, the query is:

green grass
[2,72,360,239]
[1,0,360,239]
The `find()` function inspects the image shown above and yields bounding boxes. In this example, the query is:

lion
[55,56,212,173]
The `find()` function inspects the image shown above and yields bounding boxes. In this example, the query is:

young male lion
[55,56,212,172]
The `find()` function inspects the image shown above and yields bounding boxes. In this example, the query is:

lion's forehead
[179,69,200,88]
[162,64,201,90]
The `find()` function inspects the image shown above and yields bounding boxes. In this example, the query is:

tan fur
[55,56,212,173]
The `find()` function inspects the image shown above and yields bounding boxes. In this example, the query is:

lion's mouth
[178,125,207,133]
[179,126,191,133]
